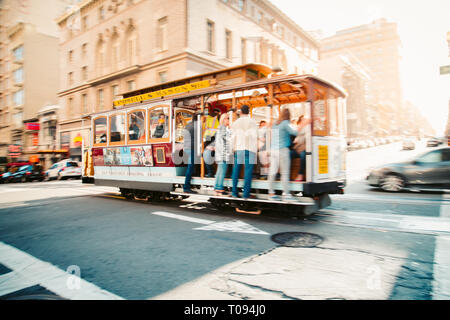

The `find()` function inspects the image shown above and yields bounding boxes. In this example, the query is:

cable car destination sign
[113,80,211,107]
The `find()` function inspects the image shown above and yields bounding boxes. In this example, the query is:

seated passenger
[129,119,140,140]
[153,114,166,138]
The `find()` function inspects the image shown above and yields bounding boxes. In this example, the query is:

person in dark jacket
[183,114,199,194]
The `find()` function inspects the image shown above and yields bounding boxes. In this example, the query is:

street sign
[440,65,450,75]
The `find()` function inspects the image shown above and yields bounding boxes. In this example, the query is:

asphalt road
[0,140,449,300]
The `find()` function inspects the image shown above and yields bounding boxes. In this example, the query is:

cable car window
[251,105,278,125]
[328,96,338,136]
[94,117,107,145]
[128,110,146,143]
[175,110,194,143]
[312,99,327,136]
[149,106,169,140]
[109,114,125,144]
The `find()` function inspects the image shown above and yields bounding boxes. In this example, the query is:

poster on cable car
[104,148,121,166]
[130,146,153,166]
[119,147,132,165]
[312,136,346,182]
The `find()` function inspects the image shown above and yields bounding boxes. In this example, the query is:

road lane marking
[0,271,38,297]
[152,211,269,235]
[433,194,450,299]
[320,209,450,235]
[331,193,450,206]
[0,242,123,300]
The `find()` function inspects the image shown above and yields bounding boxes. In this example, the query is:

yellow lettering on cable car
[113,80,211,107]
[318,145,328,174]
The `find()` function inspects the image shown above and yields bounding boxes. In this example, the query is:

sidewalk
[152,241,405,300]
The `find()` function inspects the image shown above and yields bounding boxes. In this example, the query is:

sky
[271,0,450,135]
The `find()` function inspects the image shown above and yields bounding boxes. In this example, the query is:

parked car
[367,147,450,192]
[427,137,441,147]
[402,137,415,150]
[46,160,82,180]
[11,164,45,183]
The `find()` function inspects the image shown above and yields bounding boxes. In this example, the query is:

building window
[82,93,88,114]
[13,46,24,61]
[68,50,73,63]
[13,90,24,106]
[98,89,104,111]
[111,32,120,71]
[126,26,137,66]
[241,38,247,64]
[13,68,23,83]
[13,112,23,127]
[257,11,263,25]
[111,85,119,101]
[82,16,88,31]
[82,66,88,81]
[158,71,168,83]
[206,20,215,53]
[225,29,232,60]
[67,97,73,118]
[96,38,105,76]
[82,43,87,58]
[127,80,136,91]
[98,6,105,21]
[68,72,74,86]
[157,17,168,51]
[238,0,246,12]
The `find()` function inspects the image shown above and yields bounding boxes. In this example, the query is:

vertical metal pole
[200,95,205,178]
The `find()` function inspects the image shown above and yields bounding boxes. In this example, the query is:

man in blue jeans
[230,105,258,199]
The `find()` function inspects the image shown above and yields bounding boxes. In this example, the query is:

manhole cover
[271,232,324,248]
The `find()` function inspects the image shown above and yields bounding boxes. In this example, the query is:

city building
[0,0,70,167]
[56,0,320,158]
[319,50,372,138]
[320,18,403,135]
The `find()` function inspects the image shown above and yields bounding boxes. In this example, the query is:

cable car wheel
[120,188,135,200]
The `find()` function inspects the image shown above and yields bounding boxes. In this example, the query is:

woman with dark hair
[268,108,299,201]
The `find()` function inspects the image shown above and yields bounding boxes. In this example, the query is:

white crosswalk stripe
[0,242,123,300]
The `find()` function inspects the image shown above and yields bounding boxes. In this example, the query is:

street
[0,140,449,300]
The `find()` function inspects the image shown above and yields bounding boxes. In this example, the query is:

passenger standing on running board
[230,105,258,199]
[183,113,200,194]
[268,108,299,202]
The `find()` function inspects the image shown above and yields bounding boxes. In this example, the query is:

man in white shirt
[230,105,258,199]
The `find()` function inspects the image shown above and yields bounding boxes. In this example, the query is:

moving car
[11,164,45,183]
[1,171,13,183]
[45,160,82,180]
[367,147,450,192]
[402,137,415,150]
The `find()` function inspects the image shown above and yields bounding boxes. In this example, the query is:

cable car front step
[170,190,315,206]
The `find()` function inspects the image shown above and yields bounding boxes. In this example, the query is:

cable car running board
[170,191,315,206]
